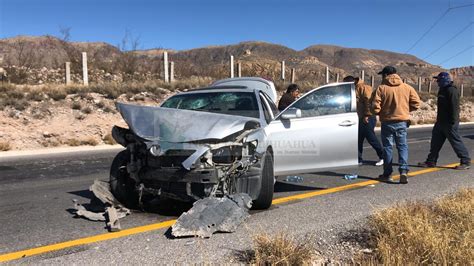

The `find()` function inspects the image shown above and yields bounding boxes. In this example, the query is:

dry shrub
[102,133,116,145]
[45,88,67,101]
[62,137,98,146]
[71,101,82,110]
[241,232,315,265]
[80,137,98,146]
[81,106,93,114]
[365,189,474,265]
[0,141,12,151]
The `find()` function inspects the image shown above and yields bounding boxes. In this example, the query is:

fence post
[361,70,365,81]
[65,62,71,85]
[428,81,432,93]
[291,68,295,83]
[82,52,88,86]
[170,61,174,82]
[325,66,329,84]
[163,51,169,83]
[460,84,464,98]
[371,75,374,87]
[230,55,234,78]
[237,62,242,78]
[336,73,339,83]
[418,77,422,92]
[281,61,285,81]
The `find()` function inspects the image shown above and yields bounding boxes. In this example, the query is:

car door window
[259,95,273,124]
[261,93,279,117]
[287,84,351,118]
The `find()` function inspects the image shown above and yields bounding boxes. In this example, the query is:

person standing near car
[418,72,471,170]
[278,83,300,111]
[371,66,421,184]
[343,75,384,166]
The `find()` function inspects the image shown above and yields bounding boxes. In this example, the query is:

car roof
[211,77,277,103]
[172,85,257,94]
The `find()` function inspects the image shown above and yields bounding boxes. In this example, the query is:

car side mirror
[280,107,302,120]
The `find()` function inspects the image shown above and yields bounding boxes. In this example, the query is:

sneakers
[399,173,408,184]
[378,174,393,182]
[454,164,470,170]
[418,161,436,168]
[375,159,384,166]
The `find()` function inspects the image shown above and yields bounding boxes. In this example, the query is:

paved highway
[0,124,473,264]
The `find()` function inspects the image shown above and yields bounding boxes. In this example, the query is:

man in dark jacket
[278,84,300,111]
[419,72,471,170]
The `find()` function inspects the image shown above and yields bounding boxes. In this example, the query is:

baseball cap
[433,72,451,80]
[378,66,397,75]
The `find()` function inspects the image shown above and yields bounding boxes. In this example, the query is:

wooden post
[460,84,464,98]
[291,68,295,83]
[361,70,365,81]
[336,73,339,83]
[237,62,242,78]
[281,61,285,80]
[428,81,432,93]
[163,51,169,83]
[230,55,234,78]
[418,77,422,92]
[65,62,71,85]
[82,52,88,86]
[371,75,375,87]
[325,66,329,84]
[170,61,175,82]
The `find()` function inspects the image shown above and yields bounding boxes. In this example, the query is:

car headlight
[149,145,161,156]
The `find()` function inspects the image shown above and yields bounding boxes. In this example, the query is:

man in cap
[418,72,471,169]
[343,75,383,166]
[371,66,421,184]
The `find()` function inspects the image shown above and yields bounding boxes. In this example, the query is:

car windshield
[161,91,260,118]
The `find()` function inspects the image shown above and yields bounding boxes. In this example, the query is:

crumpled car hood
[116,102,259,142]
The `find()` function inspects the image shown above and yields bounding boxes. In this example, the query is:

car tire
[110,150,139,207]
[252,151,274,210]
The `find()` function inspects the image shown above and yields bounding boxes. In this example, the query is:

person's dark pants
[426,122,471,165]
[381,121,409,176]
[358,116,383,162]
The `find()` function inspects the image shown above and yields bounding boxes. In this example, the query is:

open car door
[265,82,358,176]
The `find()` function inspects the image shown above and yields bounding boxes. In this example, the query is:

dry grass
[362,189,474,265]
[61,137,98,147]
[71,101,82,110]
[102,133,116,145]
[0,141,12,151]
[81,106,93,114]
[236,232,316,265]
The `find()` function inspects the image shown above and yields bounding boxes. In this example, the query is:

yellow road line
[0,161,466,263]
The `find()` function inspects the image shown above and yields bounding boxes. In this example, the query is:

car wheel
[110,150,139,207]
[252,151,274,209]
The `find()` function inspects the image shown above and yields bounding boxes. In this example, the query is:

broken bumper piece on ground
[171,193,252,238]
[72,180,131,232]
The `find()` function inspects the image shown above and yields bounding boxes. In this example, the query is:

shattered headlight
[149,145,161,156]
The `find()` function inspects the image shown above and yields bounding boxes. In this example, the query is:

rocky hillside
[0,35,472,93]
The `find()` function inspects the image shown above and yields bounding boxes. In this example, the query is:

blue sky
[0,0,473,69]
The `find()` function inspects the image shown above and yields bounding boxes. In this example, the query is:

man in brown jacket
[343,76,383,166]
[371,66,421,184]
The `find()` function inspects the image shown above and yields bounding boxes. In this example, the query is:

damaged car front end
[111,96,274,209]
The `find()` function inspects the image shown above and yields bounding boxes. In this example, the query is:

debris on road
[71,180,131,232]
[343,174,358,180]
[283,175,304,183]
[171,193,252,238]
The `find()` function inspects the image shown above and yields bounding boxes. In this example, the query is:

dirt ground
[0,92,473,151]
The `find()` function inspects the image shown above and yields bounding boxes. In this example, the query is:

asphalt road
[0,124,473,264]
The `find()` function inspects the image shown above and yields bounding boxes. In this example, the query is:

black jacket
[437,83,460,124]
[278,93,297,111]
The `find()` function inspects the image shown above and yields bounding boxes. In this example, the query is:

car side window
[259,95,273,124]
[288,84,351,118]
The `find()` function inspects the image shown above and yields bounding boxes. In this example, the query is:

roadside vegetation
[359,188,473,264]
[0,141,12,151]
[236,232,316,265]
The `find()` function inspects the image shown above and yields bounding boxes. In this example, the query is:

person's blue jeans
[358,116,383,162]
[381,121,409,176]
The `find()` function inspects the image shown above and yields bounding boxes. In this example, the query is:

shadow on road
[463,134,474,140]
[274,181,324,192]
